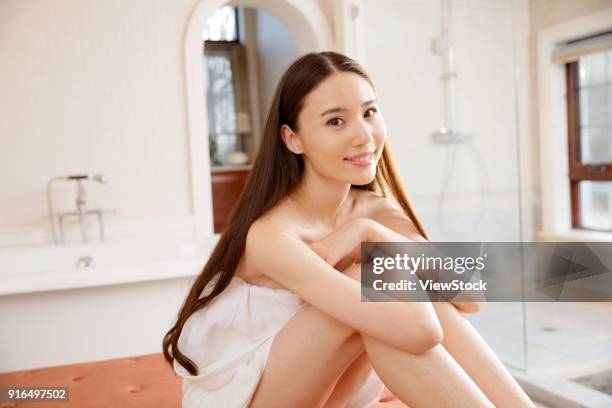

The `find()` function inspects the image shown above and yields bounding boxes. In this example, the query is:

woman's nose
[352,119,375,146]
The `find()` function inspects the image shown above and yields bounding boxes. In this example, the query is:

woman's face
[282,71,387,186]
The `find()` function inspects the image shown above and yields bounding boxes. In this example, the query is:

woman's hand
[309,217,374,268]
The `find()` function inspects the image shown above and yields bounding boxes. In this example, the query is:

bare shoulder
[235,201,307,287]
[244,213,316,285]
[247,202,302,240]
[352,189,426,242]
[351,188,401,217]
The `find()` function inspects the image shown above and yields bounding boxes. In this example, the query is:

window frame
[535,8,612,242]
[565,60,612,232]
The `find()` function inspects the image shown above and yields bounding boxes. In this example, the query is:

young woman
[163,51,534,408]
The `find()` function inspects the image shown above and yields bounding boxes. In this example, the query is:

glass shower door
[360,0,527,370]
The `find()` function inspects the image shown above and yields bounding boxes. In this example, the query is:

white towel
[173,275,384,408]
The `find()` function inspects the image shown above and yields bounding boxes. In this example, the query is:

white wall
[357,0,612,242]
[2,0,609,244]
[530,0,612,28]
[361,0,534,241]
[0,0,198,229]
[0,0,330,245]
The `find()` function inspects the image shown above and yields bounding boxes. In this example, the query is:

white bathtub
[0,236,220,373]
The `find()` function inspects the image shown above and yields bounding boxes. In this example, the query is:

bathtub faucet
[46,174,116,245]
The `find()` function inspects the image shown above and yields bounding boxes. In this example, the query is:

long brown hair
[163,51,429,375]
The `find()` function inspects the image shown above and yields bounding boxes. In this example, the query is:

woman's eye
[327,118,343,127]
[364,107,378,118]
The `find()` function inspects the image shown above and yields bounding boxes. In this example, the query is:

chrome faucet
[46,174,116,245]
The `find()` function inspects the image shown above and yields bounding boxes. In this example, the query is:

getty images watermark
[359,242,612,303]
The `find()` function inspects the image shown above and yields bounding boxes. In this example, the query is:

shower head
[431,37,453,55]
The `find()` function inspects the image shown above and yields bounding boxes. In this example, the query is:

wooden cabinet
[211,168,250,233]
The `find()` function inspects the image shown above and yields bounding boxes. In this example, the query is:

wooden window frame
[565,61,612,232]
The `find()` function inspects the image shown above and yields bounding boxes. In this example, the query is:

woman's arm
[246,221,442,355]
[365,196,483,314]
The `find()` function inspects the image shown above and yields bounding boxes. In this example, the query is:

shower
[431,0,489,238]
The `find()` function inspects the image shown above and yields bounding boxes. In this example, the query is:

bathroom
[1,0,611,407]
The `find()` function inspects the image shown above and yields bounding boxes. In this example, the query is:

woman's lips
[343,152,374,167]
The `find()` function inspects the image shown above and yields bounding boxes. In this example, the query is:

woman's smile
[343,149,376,167]
[343,153,374,167]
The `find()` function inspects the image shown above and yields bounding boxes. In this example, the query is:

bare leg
[431,301,535,408]
[251,263,499,408]
[249,303,364,408]
[320,306,534,408]
[330,263,494,407]
[322,351,377,408]
[361,333,494,408]
[251,301,493,408]
[337,264,533,407]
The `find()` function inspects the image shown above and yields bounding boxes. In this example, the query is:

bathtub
[0,235,220,373]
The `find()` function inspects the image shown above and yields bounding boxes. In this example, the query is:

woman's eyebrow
[319,99,377,117]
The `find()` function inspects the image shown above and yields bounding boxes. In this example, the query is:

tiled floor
[466,301,612,406]
[524,302,612,373]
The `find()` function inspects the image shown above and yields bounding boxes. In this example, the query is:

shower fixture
[430,20,466,144]
[431,0,489,238]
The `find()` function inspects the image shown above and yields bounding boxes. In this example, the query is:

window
[205,48,236,165]
[203,6,239,42]
[203,6,254,167]
[561,33,612,232]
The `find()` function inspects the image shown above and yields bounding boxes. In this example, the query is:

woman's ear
[280,124,303,154]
